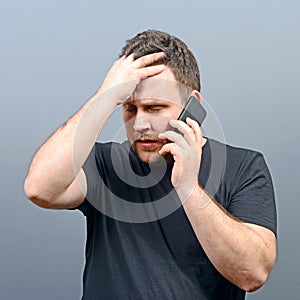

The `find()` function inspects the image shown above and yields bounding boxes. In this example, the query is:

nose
[133,111,151,133]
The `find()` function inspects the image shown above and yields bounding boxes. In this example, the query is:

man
[24,30,277,299]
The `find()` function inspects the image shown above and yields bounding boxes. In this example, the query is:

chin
[136,151,162,164]
[136,150,174,166]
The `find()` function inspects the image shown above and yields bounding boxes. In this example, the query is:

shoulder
[205,139,276,234]
[205,138,266,168]
[204,138,272,192]
[206,138,262,157]
[224,141,269,177]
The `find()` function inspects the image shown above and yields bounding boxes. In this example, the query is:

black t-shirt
[76,138,277,300]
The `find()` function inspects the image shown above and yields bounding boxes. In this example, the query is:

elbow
[242,271,268,292]
[24,176,55,209]
[239,244,277,292]
[240,260,276,292]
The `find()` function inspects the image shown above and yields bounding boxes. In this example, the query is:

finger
[111,55,126,68]
[186,117,203,148]
[136,64,166,79]
[132,52,165,68]
[169,119,196,146]
[158,130,188,149]
[124,53,135,62]
[158,143,180,158]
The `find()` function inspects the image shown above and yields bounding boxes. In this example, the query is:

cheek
[151,115,172,132]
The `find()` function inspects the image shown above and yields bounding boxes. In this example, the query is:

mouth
[131,134,168,163]
[135,138,159,149]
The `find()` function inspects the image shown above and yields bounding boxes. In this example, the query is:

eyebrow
[126,98,172,106]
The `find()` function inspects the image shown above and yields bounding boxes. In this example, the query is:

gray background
[1,0,299,299]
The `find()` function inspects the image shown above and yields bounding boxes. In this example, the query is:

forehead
[130,68,184,105]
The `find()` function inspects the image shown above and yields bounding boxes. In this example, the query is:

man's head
[120,29,201,95]
[121,30,201,164]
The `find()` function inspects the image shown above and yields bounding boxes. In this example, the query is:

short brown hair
[120,30,201,93]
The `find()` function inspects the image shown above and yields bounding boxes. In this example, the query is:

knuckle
[139,56,147,66]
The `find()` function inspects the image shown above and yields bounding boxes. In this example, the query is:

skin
[122,68,198,164]
[24,51,277,292]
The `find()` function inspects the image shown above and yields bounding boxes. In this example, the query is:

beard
[130,133,174,165]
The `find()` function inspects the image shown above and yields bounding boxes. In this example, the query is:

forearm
[181,185,276,292]
[159,113,276,291]
[25,52,167,207]
[24,92,116,203]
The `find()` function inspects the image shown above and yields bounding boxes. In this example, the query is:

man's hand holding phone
[159,96,206,201]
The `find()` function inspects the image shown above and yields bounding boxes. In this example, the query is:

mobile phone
[172,96,206,133]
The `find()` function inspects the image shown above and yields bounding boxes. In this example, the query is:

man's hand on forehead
[97,52,167,105]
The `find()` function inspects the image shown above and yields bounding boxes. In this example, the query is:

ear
[189,90,202,103]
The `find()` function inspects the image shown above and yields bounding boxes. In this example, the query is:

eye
[147,106,164,113]
[125,104,137,113]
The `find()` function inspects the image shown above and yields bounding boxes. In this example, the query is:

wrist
[92,90,120,108]
[181,184,212,211]
[96,84,133,106]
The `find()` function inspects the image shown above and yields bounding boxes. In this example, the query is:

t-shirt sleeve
[69,145,98,217]
[227,152,277,235]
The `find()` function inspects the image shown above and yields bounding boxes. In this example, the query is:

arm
[183,188,276,292]
[24,53,166,209]
[159,117,277,292]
